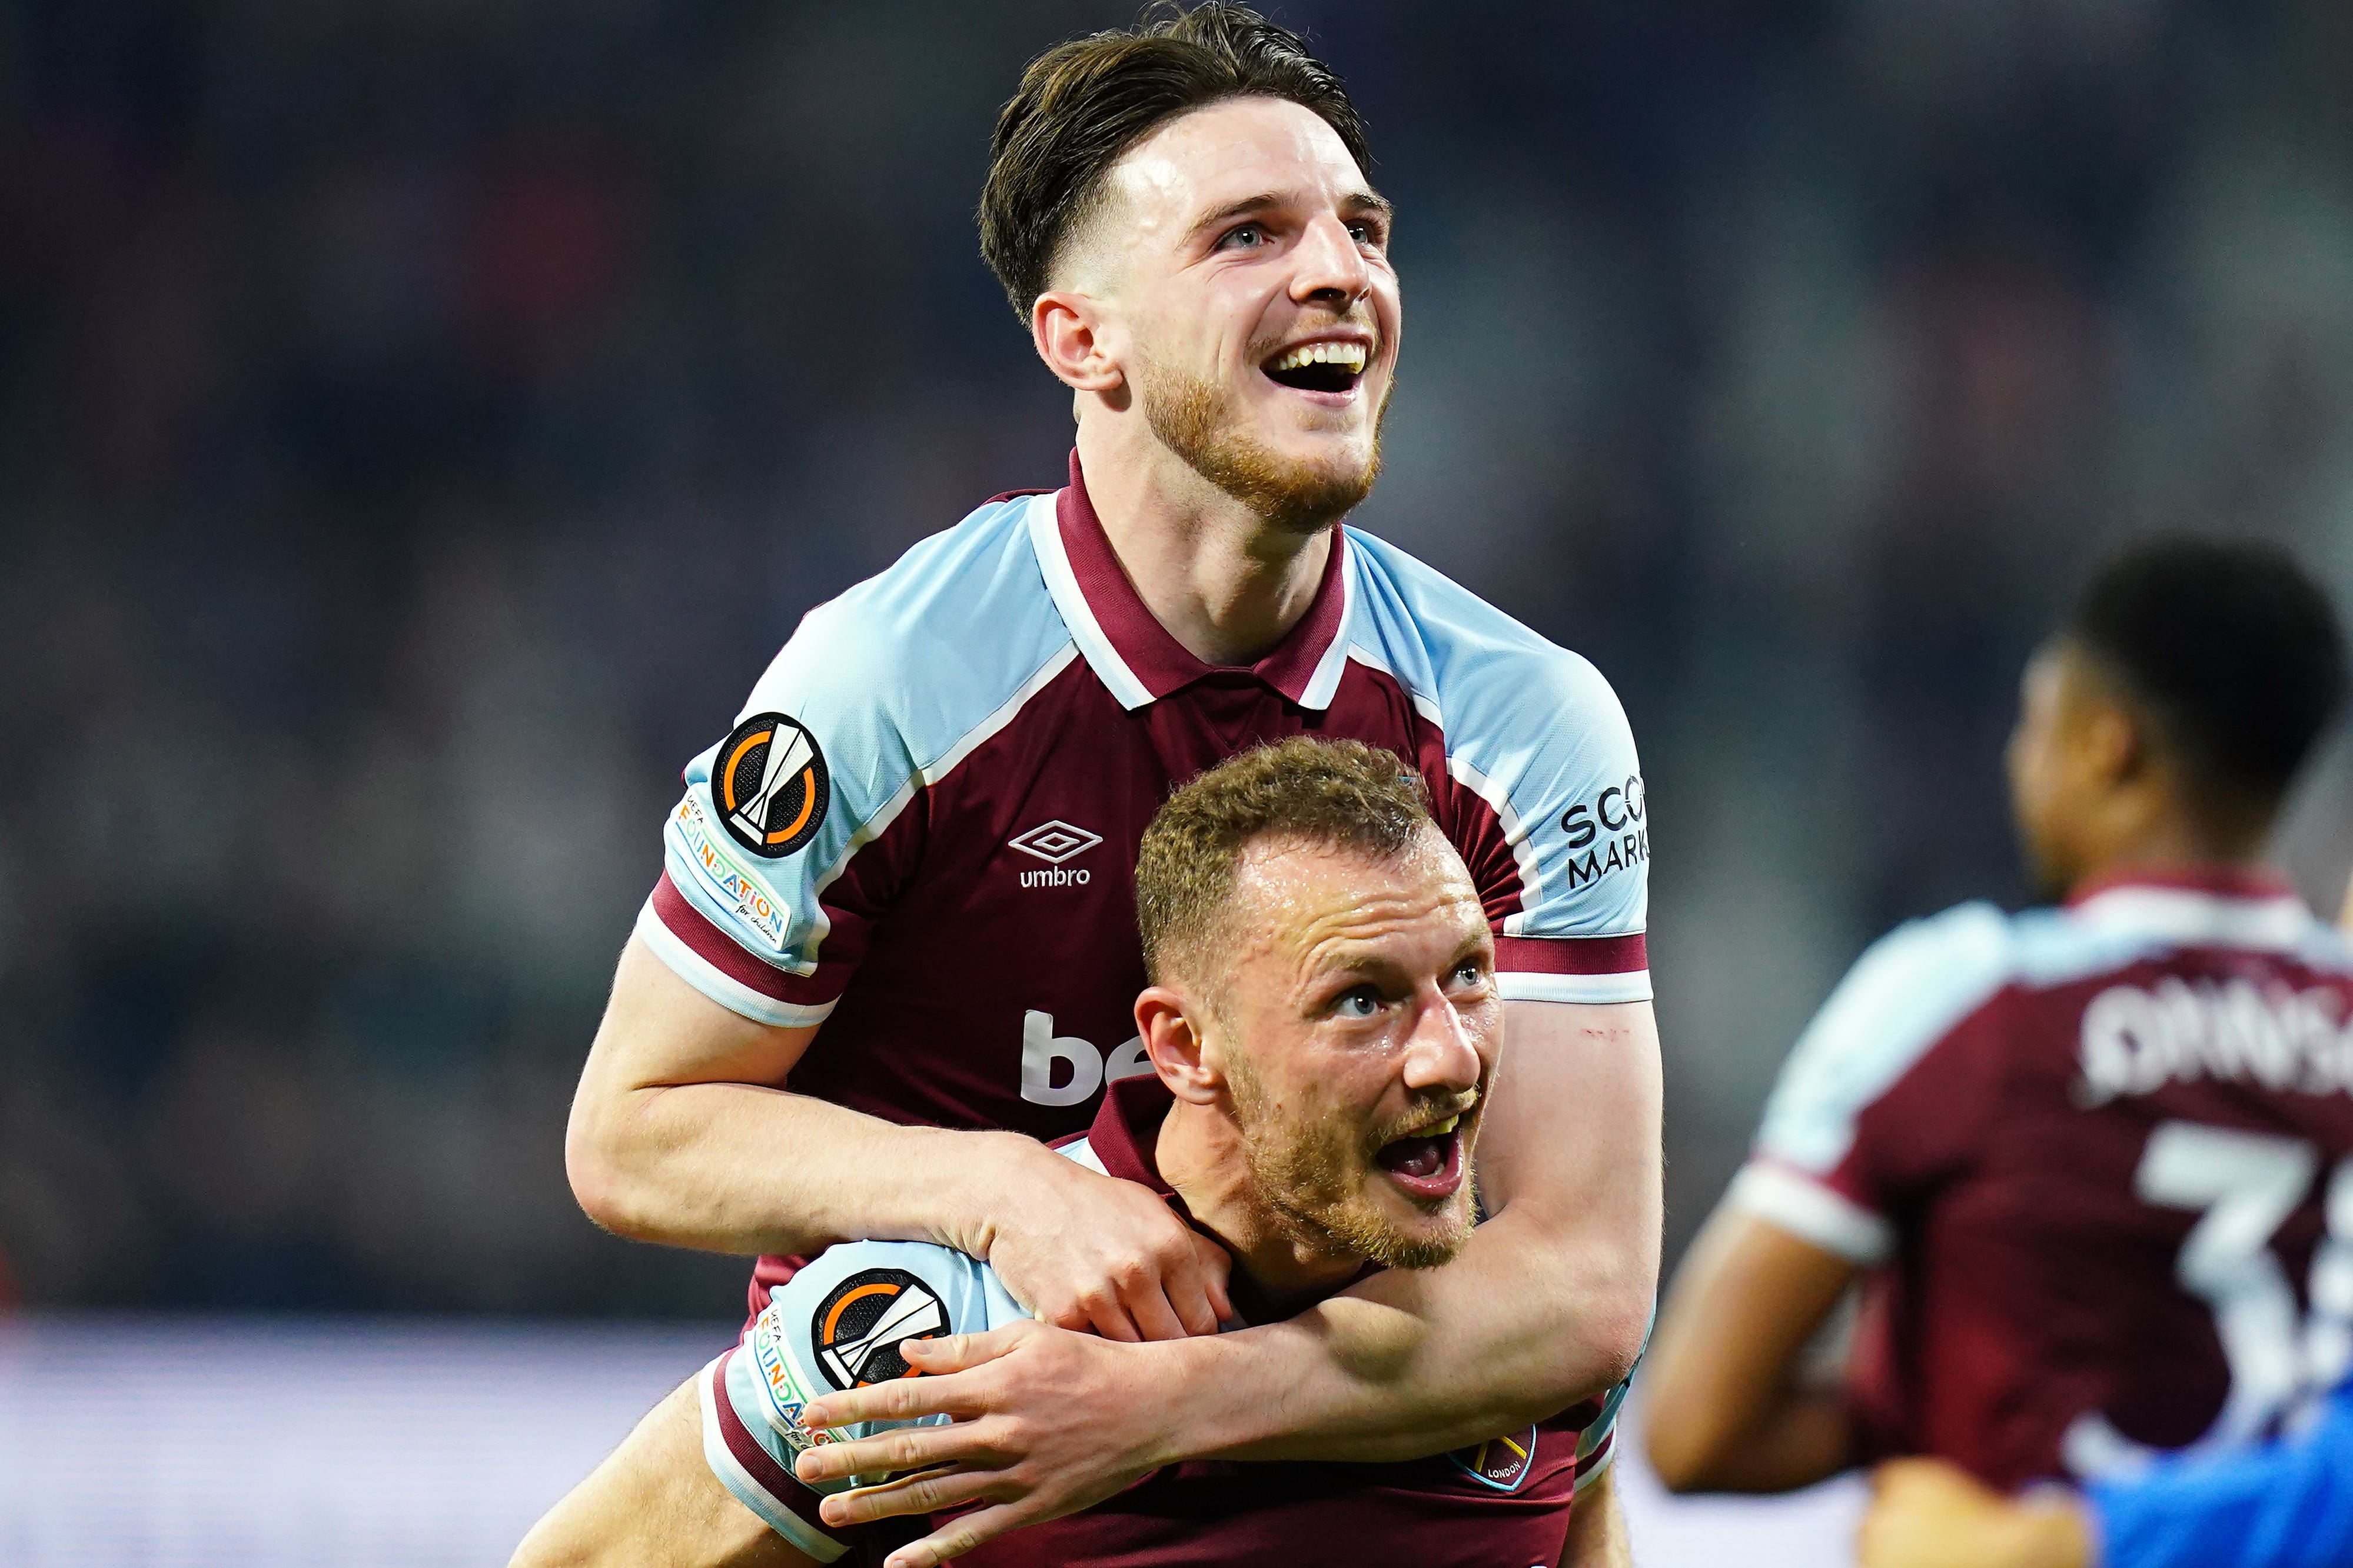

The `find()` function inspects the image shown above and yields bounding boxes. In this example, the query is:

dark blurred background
[6,0,2353,1317]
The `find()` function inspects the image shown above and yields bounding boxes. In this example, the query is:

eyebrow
[1185,187,1395,245]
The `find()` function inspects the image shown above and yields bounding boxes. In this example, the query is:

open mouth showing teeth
[1262,340,1369,394]
[1375,1114,1461,1184]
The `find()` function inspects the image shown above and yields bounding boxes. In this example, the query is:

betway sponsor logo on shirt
[1021,1011,1152,1107]
[2078,976,2353,1105]
[676,795,788,946]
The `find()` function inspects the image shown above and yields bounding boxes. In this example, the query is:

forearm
[566,936,1043,1257]
[1560,1467,1630,1568]
[569,1074,1026,1257]
[1156,1197,1653,1463]
[1670,1386,1852,1493]
[1641,1203,1860,1492]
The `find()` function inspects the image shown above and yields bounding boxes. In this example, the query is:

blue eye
[1337,986,1381,1018]
[1219,223,1265,249]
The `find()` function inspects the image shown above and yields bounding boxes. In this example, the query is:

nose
[1288,211,1372,314]
[1400,988,1483,1096]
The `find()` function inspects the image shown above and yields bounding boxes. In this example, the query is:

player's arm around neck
[567,936,1022,1256]
[793,998,1660,1568]
[1640,1194,1861,1493]
[1165,997,1661,1461]
[566,938,1229,1340]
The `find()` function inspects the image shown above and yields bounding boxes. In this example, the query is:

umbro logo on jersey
[1011,820,1101,886]
[715,711,829,859]
[811,1268,949,1389]
[1008,820,1102,864]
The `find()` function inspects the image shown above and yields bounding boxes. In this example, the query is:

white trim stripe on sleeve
[1297,538,1360,711]
[697,1356,848,1563]
[1495,970,1653,1004]
[1055,1137,1109,1174]
[1728,1162,1893,1266]
[636,901,837,1030]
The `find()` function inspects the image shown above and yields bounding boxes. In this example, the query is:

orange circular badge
[714,711,830,859]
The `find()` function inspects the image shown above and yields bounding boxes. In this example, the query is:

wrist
[1129,1330,1264,1464]
[928,1128,1052,1258]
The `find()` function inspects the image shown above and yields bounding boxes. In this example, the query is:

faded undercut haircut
[979,2,1371,321]
[2065,536,2346,807]
[1137,737,1433,986]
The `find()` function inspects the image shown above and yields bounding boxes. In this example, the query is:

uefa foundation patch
[715,711,830,858]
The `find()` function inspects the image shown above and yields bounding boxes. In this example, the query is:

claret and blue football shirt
[635,452,1653,1311]
[1731,869,2353,1490]
[699,1076,1623,1567]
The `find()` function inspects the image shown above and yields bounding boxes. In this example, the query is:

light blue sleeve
[2088,1386,2353,1568]
[726,1240,1031,1492]
[637,497,1077,1026]
[1342,530,1650,1000]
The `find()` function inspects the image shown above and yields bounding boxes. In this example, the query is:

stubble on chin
[1227,1056,1475,1273]
[1138,357,1385,534]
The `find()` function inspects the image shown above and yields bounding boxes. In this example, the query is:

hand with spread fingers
[1859,1459,2094,1568]
[794,1321,1187,1568]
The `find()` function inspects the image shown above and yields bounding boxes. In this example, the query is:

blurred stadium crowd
[6,0,2353,1316]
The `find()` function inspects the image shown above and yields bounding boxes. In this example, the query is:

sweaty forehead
[1227,829,1485,963]
[1059,95,1370,284]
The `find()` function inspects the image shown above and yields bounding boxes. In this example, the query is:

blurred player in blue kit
[1641,537,2353,1568]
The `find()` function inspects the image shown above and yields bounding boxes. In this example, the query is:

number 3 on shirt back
[2065,1120,2353,1477]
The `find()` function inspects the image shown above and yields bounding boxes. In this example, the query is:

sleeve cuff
[1726,1162,1893,1266]
[1493,933,1651,1004]
[636,897,839,1030]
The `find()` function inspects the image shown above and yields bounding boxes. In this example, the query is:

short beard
[1139,356,1384,534]
[1226,1051,1476,1273]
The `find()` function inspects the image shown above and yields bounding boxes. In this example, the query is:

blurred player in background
[1639,539,2352,1554]
[517,8,1659,1567]
[1852,855,2353,1568]
[703,741,1627,1566]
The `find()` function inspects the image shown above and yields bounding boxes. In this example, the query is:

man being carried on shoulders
[714,738,1628,1565]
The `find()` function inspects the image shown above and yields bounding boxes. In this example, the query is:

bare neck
[2061,780,2278,903]
[2068,811,2274,897]
[1154,1096,1361,1311]
[1075,418,1332,669]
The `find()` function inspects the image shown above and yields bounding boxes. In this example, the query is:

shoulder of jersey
[1342,526,1621,724]
[1756,901,2019,1170]
[763,494,1075,763]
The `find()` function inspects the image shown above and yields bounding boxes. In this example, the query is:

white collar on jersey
[1025,490,1358,714]
[2069,879,2316,951]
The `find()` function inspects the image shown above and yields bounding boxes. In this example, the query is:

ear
[1032,289,1125,395]
[2079,694,2146,789]
[1134,984,1219,1104]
